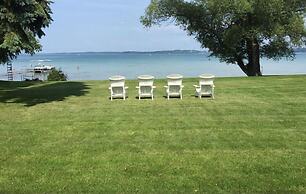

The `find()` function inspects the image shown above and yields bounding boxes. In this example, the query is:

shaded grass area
[0,75,306,193]
[0,81,89,106]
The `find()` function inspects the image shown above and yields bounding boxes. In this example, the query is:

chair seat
[165,85,184,99]
[195,88,213,93]
[139,93,153,97]
[109,86,128,100]
[194,84,215,99]
[195,91,213,96]
[136,85,156,100]
[167,92,181,96]
[112,93,126,97]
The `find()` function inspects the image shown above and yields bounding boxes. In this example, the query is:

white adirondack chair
[194,74,215,99]
[109,75,128,100]
[136,75,156,100]
[164,74,184,100]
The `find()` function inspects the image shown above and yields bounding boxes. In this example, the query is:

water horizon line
[20,47,306,56]
[24,49,209,55]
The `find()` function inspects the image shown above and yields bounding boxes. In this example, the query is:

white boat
[34,64,55,73]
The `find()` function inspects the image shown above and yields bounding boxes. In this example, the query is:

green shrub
[47,68,68,81]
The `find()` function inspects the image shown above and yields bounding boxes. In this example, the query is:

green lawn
[0,75,306,193]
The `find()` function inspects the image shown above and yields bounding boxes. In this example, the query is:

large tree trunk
[236,39,262,76]
[246,38,262,76]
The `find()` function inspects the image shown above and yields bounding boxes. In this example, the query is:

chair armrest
[136,86,140,89]
[193,85,200,88]
[108,87,112,90]
[164,86,168,88]
[181,85,184,88]
[152,86,156,89]
[125,87,129,89]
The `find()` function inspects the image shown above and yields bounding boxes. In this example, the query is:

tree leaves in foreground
[141,0,306,76]
[0,0,52,64]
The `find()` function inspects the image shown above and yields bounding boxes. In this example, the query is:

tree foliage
[141,0,306,76]
[0,0,52,64]
[47,68,68,81]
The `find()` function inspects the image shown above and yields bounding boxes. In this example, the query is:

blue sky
[40,0,202,53]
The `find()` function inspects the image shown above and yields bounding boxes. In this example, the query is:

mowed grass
[0,75,306,193]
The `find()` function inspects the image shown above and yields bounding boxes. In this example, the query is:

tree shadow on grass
[0,80,43,90]
[0,81,89,107]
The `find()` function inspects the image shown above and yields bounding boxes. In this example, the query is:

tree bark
[235,39,262,77]
[246,38,262,76]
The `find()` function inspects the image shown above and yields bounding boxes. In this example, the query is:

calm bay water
[1,51,306,81]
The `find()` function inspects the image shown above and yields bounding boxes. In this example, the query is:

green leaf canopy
[0,0,52,64]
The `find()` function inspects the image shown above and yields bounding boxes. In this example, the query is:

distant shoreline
[19,48,306,55]
[24,50,208,55]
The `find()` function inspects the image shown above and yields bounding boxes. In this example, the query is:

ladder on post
[7,62,13,81]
